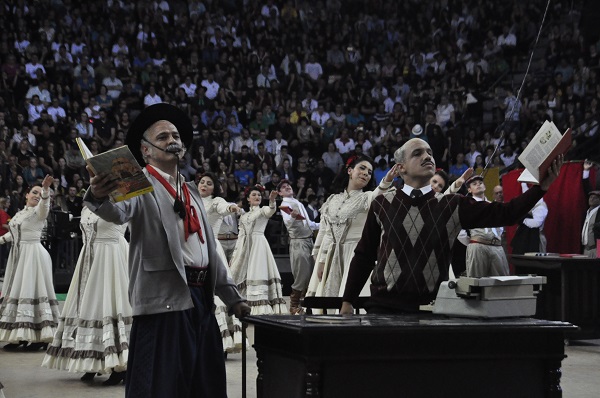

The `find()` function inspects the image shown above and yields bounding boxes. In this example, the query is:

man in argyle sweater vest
[341,139,563,314]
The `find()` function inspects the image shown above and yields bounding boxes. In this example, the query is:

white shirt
[27,103,45,123]
[25,87,52,104]
[71,42,86,57]
[271,138,288,156]
[233,136,254,153]
[523,199,548,230]
[280,197,319,238]
[384,97,404,114]
[111,43,129,55]
[401,183,432,198]
[11,132,36,148]
[144,93,163,107]
[103,76,124,99]
[582,206,599,246]
[25,63,46,79]
[497,33,517,47]
[180,82,197,97]
[302,98,318,114]
[136,30,156,43]
[47,105,66,123]
[465,151,482,168]
[500,153,517,167]
[304,62,323,81]
[201,80,219,100]
[152,166,209,267]
[310,111,330,127]
[334,138,355,154]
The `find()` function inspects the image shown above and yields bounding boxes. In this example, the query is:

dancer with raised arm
[229,186,287,314]
[198,173,245,354]
[0,175,58,351]
[42,206,132,386]
[306,155,399,302]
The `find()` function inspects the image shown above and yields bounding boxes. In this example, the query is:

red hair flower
[346,155,358,167]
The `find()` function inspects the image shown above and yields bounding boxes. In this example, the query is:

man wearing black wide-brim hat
[84,103,251,397]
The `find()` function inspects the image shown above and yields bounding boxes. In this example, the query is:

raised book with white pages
[517,120,572,184]
[76,137,154,202]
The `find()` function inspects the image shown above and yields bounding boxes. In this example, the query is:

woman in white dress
[198,173,245,354]
[0,176,58,351]
[306,155,398,301]
[42,206,131,385]
[229,185,286,315]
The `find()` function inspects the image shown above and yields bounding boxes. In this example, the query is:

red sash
[146,165,204,242]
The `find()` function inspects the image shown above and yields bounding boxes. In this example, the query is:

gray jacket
[83,171,244,316]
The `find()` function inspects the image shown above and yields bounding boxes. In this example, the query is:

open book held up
[76,138,153,202]
[517,120,572,184]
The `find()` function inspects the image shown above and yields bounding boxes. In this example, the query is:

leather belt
[185,266,209,286]
[218,233,238,240]
[290,236,313,239]
[470,237,501,246]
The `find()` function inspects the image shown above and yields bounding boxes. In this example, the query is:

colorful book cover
[76,138,153,202]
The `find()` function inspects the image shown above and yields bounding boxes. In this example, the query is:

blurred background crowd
[0,0,598,257]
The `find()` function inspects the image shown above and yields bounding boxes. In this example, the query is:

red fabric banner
[503,162,596,264]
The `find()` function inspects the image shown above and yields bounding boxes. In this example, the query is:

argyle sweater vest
[343,186,545,311]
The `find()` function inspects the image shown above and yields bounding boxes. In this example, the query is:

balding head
[493,185,504,202]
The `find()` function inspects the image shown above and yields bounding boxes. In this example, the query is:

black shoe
[23,342,48,351]
[103,371,126,386]
[81,373,96,382]
[3,341,28,350]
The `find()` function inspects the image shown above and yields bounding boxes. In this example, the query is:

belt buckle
[195,269,207,284]
[188,268,207,285]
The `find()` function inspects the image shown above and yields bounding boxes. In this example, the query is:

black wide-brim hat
[125,103,193,166]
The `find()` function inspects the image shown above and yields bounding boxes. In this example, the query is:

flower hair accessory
[244,184,265,197]
[346,155,358,167]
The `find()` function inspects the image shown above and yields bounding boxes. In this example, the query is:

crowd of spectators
[0,0,597,220]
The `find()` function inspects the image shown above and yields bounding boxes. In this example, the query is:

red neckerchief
[146,165,204,242]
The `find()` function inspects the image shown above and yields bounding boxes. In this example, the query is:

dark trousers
[125,286,227,398]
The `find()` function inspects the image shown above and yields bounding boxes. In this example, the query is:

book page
[76,137,93,160]
[517,121,562,181]
[517,168,538,184]
[517,121,571,183]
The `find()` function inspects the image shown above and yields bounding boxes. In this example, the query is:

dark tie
[411,189,423,199]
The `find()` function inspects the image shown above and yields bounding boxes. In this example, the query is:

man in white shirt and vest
[459,175,509,276]
[278,180,319,314]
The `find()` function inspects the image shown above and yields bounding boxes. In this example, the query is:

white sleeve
[457,229,470,246]
[523,204,548,229]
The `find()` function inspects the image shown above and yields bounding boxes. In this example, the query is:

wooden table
[511,254,600,339]
[245,314,575,398]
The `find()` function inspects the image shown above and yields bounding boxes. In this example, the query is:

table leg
[545,359,563,398]
[305,362,321,397]
[256,349,264,398]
